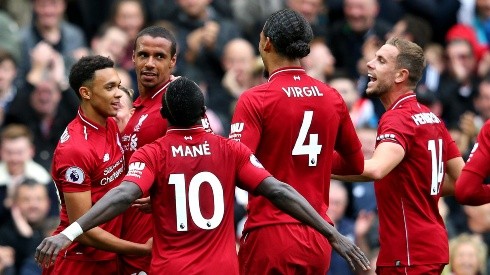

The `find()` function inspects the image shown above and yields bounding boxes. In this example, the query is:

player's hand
[132,196,152,213]
[329,231,371,271]
[144,237,153,254]
[35,234,72,268]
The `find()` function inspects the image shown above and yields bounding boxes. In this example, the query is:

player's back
[231,67,355,230]
[137,127,263,274]
[374,93,460,266]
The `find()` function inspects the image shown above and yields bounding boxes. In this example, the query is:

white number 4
[428,139,444,195]
[292,111,322,166]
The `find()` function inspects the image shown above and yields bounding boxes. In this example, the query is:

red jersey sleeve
[55,146,93,193]
[230,91,263,152]
[332,101,363,175]
[123,144,158,197]
[231,140,271,193]
[455,121,490,205]
[376,111,412,150]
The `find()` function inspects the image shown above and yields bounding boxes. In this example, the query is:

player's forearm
[331,150,364,175]
[455,171,490,205]
[256,177,335,239]
[76,181,141,232]
[331,174,373,183]
[76,227,149,255]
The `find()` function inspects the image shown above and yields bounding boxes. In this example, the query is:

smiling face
[86,68,122,120]
[365,44,399,98]
[133,35,176,94]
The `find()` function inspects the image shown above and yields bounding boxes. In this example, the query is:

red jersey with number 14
[374,93,460,267]
[230,67,362,233]
[123,126,270,274]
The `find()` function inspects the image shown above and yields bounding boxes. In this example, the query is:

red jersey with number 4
[123,126,270,274]
[51,110,125,261]
[229,67,363,233]
[374,93,460,267]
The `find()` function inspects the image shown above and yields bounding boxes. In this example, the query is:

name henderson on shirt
[411,112,441,126]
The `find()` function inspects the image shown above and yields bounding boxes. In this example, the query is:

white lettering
[171,142,212,158]
[411,112,441,125]
[281,86,324,98]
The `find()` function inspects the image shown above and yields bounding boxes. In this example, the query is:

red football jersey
[374,93,460,266]
[51,109,125,261]
[123,126,270,274]
[456,120,490,204]
[229,67,362,232]
[119,81,170,271]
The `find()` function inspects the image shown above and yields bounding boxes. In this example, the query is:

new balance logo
[293,75,300,81]
[103,153,110,162]
[184,136,192,140]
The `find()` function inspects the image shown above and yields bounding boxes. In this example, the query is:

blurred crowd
[0,0,489,274]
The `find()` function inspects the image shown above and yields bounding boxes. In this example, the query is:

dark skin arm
[254,177,371,271]
[35,181,142,267]
[37,178,370,271]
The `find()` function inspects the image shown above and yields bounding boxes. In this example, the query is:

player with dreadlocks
[35,77,370,274]
[229,9,366,274]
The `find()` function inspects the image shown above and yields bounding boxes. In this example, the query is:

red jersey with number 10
[230,67,363,233]
[374,93,460,267]
[123,126,271,274]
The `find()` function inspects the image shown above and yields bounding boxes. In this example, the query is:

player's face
[90,68,123,118]
[133,35,176,92]
[365,44,398,98]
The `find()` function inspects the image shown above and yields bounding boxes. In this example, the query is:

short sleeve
[376,111,412,150]
[123,145,158,197]
[55,147,93,193]
[229,91,263,152]
[232,141,271,192]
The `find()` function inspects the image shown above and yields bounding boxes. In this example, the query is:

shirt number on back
[428,139,444,195]
[292,111,322,166]
[169,172,224,231]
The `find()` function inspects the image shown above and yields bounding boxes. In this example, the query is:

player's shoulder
[241,82,273,98]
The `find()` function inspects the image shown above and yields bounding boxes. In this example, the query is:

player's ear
[79,87,91,100]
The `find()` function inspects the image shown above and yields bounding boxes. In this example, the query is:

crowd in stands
[0,0,490,274]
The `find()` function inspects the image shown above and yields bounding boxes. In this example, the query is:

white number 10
[292,111,322,166]
[428,139,444,195]
[169,172,224,231]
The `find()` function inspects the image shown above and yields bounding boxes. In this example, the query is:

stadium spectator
[18,0,88,87]
[108,0,147,71]
[0,124,58,224]
[0,49,21,126]
[301,39,336,83]
[34,76,371,274]
[4,78,78,170]
[327,180,376,275]
[329,0,392,79]
[230,9,365,274]
[42,55,151,275]
[442,233,488,275]
[0,179,51,274]
[334,37,464,274]
[172,0,242,122]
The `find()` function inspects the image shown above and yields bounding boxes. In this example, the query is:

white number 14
[428,139,444,195]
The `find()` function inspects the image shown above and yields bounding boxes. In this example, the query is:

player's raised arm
[254,176,371,271]
[35,181,143,267]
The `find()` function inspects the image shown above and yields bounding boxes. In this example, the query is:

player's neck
[380,86,413,110]
[266,55,302,74]
[80,104,107,128]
